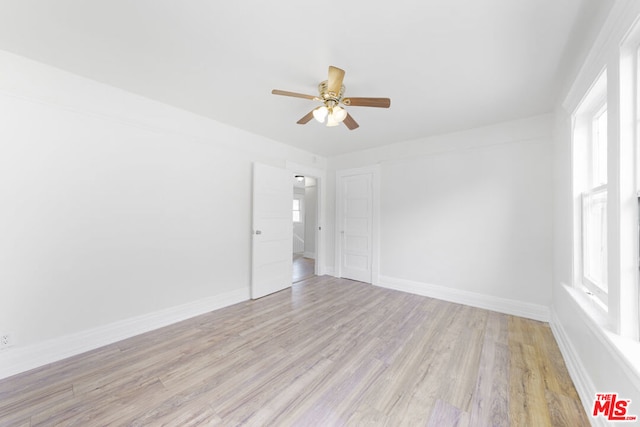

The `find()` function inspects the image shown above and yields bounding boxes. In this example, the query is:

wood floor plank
[286,347,388,426]
[0,277,588,426]
[427,399,469,427]
[0,384,74,426]
[344,405,391,426]
[545,389,590,427]
[469,311,510,426]
[364,297,456,417]
[151,403,224,427]
[237,357,335,426]
[400,320,481,422]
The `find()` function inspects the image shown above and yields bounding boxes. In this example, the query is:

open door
[251,163,293,299]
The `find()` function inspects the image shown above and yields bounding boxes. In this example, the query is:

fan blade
[327,66,345,95]
[272,89,317,100]
[343,113,359,130]
[297,110,315,124]
[342,97,391,108]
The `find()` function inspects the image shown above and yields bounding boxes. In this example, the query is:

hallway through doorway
[293,254,315,283]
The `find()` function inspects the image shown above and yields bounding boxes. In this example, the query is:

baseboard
[549,309,603,427]
[377,275,550,322]
[0,287,249,381]
[303,251,316,259]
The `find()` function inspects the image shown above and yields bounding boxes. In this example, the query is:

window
[582,182,607,295]
[573,70,608,308]
[582,104,608,304]
[568,7,640,341]
[592,106,608,187]
[617,32,640,338]
[293,198,302,222]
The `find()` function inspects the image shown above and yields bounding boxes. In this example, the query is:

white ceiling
[0,0,611,157]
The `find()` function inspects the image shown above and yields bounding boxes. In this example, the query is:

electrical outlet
[0,333,13,350]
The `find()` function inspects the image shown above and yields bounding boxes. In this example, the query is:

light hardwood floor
[0,276,588,426]
[292,254,315,283]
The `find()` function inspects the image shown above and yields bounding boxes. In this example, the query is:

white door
[338,172,374,283]
[251,163,293,299]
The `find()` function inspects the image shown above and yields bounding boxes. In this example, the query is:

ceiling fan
[271,66,391,130]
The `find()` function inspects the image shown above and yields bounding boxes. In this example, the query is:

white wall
[0,50,326,378]
[328,115,553,319]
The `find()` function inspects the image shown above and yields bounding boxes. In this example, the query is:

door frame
[335,164,380,285]
[286,161,326,276]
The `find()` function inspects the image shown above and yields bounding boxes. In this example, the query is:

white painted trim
[303,251,316,259]
[562,1,640,113]
[618,18,640,340]
[0,287,249,381]
[377,275,550,322]
[549,309,604,427]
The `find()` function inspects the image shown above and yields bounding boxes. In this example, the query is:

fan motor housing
[318,80,345,102]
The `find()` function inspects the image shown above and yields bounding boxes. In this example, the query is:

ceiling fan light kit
[312,106,328,122]
[313,103,347,125]
[272,66,391,130]
[326,113,341,127]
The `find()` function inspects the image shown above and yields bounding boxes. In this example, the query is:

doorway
[292,174,317,283]
[251,162,325,299]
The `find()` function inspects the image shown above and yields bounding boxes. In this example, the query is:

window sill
[568,283,609,326]
[562,283,640,391]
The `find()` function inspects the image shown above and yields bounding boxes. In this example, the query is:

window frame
[581,184,608,305]
[572,70,609,310]
[582,101,608,307]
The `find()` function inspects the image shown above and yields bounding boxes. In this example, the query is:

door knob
[255,230,262,235]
